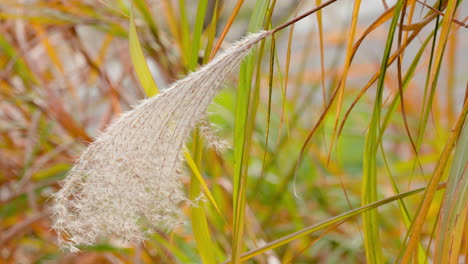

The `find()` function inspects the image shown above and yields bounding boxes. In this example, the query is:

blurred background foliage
[0,0,467,263]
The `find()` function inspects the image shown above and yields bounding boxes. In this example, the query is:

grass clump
[0,0,466,263]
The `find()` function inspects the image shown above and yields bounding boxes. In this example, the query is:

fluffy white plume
[198,117,232,153]
[52,30,271,251]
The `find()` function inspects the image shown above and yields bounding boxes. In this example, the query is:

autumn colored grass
[0,0,467,263]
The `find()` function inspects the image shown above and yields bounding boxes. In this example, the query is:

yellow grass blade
[183,149,222,216]
[129,6,159,97]
[401,0,463,261]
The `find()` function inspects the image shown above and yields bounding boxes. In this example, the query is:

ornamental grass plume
[52,30,272,251]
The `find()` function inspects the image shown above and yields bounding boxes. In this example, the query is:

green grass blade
[189,138,217,264]
[231,1,269,262]
[362,1,404,263]
[413,0,444,147]
[178,0,191,67]
[401,0,463,261]
[258,36,275,187]
[188,0,208,70]
[380,28,435,135]
[133,0,158,35]
[186,3,218,262]
[129,6,159,97]
[186,131,219,264]
[379,143,428,262]
[400,99,468,263]
[223,184,441,263]
[202,0,220,64]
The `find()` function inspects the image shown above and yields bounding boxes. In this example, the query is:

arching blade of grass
[334,6,395,138]
[222,183,445,264]
[129,6,159,97]
[321,5,397,153]
[380,28,435,136]
[396,3,422,175]
[231,1,269,263]
[184,149,221,216]
[337,17,433,139]
[379,144,428,262]
[377,28,435,262]
[401,0,462,261]
[284,221,346,264]
[435,118,468,263]
[399,98,468,263]
[411,1,461,176]
[412,1,443,174]
[362,1,404,263]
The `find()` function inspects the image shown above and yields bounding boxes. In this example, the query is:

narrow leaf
[129,6,159,97]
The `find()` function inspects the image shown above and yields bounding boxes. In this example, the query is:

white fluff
[52,31,271,251]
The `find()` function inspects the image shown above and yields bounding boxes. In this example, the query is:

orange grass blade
[210,0,245,59]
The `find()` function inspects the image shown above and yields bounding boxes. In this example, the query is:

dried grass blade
[210,0,245,59]
[401,0,462,261]
[435,119,468,262]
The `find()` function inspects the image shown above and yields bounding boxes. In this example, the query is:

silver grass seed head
[52,30,271,251]
[198,117,232,153]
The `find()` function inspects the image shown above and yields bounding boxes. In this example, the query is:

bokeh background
[1,0,467,263]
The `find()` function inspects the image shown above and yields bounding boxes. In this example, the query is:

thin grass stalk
[328,0,361,163]
[223,184,446,263]
[435,120,468,262]
[362,1,405,263]
[399,98,468,263]
[401,0,462,261]
[231,2,270,262]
